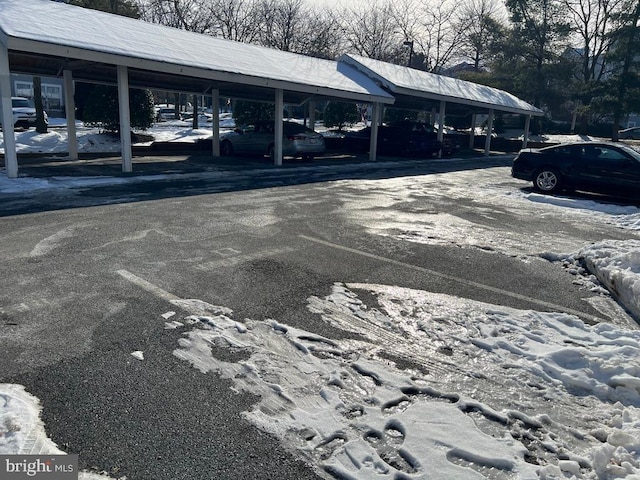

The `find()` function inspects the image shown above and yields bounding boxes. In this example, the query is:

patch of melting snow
[172,283,640,479]
[333,170,640,261]
[0,384,120,480]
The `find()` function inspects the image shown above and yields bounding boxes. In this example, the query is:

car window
[254,123,274,134]
[283,123,311,134]
[596,147,630,161]
[12,98,32,108]
[543,145,576,156]
[581,145,628,162]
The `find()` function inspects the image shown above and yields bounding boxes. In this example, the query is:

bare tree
[342,1,404,62]
[137,0,215,33]
[294,8,345,59]
[415,0,467,73]
[455,0,508,69]
[256,0,304,52]
[208,0,260,42]
[564,0,627,84]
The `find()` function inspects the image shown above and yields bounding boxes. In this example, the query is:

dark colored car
[511,142,640,196]
[619,127,640,140]
[343,121,443,157]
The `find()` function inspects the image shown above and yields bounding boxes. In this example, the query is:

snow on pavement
[2,129,640,478]
[2,284,640,478]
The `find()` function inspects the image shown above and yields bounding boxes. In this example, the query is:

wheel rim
[536,171,558,191]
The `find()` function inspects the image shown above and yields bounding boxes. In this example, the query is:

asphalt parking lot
[1,152,638,479]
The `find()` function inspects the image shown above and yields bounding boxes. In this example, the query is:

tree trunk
[33,76,48,134]
[192,94,198,129]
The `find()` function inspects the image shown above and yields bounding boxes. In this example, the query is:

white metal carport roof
[0,0,394,106]
[339,54,543,117]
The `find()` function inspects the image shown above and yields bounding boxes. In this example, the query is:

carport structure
[340,55,544,155]
[0,0,542,180]
[0,0,394,178]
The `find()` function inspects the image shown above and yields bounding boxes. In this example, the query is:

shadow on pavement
[0,148,515,217]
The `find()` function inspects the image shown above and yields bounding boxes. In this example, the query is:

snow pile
[577,240,640,321]
[0,384,62,455]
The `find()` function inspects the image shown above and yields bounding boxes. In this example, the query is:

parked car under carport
[342,122,444,157]
[219,121,325,160]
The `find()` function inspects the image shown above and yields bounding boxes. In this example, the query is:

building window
[13,81,63,111]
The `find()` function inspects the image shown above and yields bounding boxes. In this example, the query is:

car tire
[534,168,562,193]
[220,140,233,156]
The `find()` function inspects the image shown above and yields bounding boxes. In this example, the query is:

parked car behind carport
[0,96,48,129]
[619,127,640,140]
[220,121,325,160]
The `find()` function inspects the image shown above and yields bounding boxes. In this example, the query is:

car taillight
[288,135,306,141]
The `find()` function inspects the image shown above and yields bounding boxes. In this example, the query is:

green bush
[233,100,274,127]
[83,85,155,133]
[324,102,359,131]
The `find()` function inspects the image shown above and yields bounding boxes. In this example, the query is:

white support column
[212,89,220,157]
[522,114,531,149]
[0,43,18,178]
[469,113,476,149]
[437,100,446,158]
[369,102,381,162]
[274,89,284,166]
[63,70,78,160]
[117,65,132,172]
[308,100,316,131]
[484,109,494,156]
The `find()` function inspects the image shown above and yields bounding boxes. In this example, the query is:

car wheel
[534,168,562,193]
[220,140,233,156]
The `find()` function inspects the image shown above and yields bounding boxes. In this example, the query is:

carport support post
[274,88,284,166]
[0,43,18,178]
[523,114,531,149]
[484,109,494,157]
[369,102,381,162]
[437,100,446,158]
[117,65,132,172]
[212,89,220,157]
[63,70,78,160]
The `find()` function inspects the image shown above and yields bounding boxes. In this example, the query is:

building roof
[0,0,394,105]
[340,54,543,116]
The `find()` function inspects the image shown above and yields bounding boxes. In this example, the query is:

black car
[343,121,443,157]
[512,142,640,195]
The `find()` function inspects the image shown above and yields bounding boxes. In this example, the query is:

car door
[232,125,257,154]
[579,145,640,191]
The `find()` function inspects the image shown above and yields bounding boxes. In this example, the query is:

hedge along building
[0,0,542,180]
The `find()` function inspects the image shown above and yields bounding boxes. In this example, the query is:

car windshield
[12,98,33,108]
